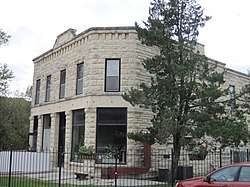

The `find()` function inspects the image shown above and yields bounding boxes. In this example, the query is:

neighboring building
[29,27,250,172]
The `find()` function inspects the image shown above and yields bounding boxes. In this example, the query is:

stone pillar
[49,113,57,169]
[50,113,57,152]
[36,115,43,152]
[84,107,96,146]
[64,110,72,169]
[84,107,96,177]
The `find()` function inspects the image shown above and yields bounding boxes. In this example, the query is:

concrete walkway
[24,169,166,186]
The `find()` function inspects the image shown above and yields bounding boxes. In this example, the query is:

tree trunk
[172,134,182,181]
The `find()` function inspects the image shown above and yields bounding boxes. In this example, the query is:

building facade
[29,27,250,170]
[29,27,159,167]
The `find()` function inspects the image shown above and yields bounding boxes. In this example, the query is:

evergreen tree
[0,63,14,95]
[0,29,13,95]
[0,29,10,46]
[123,0,250,179]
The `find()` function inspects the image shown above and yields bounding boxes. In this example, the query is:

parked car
[176,162,250,187]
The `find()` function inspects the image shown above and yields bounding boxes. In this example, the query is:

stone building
[29,26,250,173]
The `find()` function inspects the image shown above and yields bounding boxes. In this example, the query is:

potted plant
[102,144,117,163]
[189,144,208,160]
[78,145,95,160]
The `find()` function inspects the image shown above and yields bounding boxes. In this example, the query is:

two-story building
[29,26,250,173]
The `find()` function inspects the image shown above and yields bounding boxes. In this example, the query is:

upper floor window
[228,85,236,107]
[105,59,120,92]
[59,70,66,99]
[229,85,236,98]
[76,63,83,95]
[35,79,40,104]
[45,75,51,102]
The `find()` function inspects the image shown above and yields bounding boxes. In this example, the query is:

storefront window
[96,108,127,164]
[71,109,85,161]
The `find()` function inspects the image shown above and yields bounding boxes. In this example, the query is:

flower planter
[189,145,208,160]
[102,158,117,163]
[189,153,207,160]
[78,154,96,160]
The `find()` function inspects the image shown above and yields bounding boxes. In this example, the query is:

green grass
[0,176,78,187]
[0,176,176,187]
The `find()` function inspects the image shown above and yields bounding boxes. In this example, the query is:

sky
[0,0,249,95]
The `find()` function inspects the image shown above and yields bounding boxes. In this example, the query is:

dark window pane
[60,70,66,98]
[60,84,65,98]
[76,63,84,95]
[96,108,127,164]
[45,75,51,102]
[35,79,40,104]
[97,108,126,125]
[73,110,85,125]
[32,116,38,151]
[77,63,83,79]
[60,70,66,84]
[71,109,85,162]
[106,76,119,91]
[76,78,83,95]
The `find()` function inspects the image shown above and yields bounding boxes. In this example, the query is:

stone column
[84,107,96,177]
[50,113,57,152]
[84,107,96,146]
[36,115,43,152]
[64,110,72,169]
[50,113,60,168]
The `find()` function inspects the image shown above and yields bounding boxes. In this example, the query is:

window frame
[105,59,121,92]
[71,109,85,162]
[96,107,127,164]
[35,79,41,104]
[76,63,84,95]
[45,75,51,102]
[228,85,236,107]
[59,69,66,99]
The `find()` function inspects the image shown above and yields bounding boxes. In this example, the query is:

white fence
[0,151,51,173]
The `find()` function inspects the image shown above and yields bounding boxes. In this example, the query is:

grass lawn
[0,176,176,187]
[0,176,79,187]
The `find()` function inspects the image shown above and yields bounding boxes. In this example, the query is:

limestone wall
[30,26,250,170]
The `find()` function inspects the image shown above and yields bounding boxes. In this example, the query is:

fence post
[58,146,63,187]
[230,150,233,164]
[219,149,222,168]
[247,149,249,162]
[8,145,13,187]
[171,148,174,187]
[114,149,118,187]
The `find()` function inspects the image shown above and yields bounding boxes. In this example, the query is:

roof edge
[33,26,136,62]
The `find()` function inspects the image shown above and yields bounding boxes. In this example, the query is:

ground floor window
[29,116,38,151]
[42,114,51,152]
[71,109,85,162]
[96,108,127,164]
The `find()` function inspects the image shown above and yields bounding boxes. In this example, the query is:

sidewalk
[25,168,166,186]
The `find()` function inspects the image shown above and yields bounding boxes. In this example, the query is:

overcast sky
[0,0,249,95]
